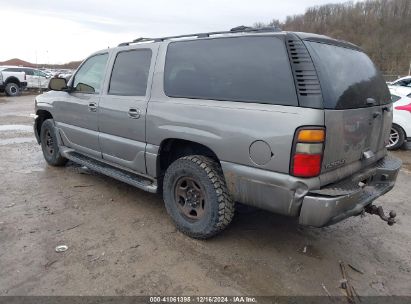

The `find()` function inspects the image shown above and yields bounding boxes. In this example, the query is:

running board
[65,151,158,193]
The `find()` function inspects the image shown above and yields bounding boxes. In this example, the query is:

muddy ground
[0,95,410,296]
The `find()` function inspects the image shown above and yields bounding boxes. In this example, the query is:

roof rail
[118,37,157,46]
[117,26,281,47]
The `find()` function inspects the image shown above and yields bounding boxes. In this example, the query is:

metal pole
[36,51,40,92]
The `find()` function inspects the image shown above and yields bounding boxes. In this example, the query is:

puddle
[0,112,33,118]
[0,125,33,132]
[0,137,36,145]
[14,168,45,174]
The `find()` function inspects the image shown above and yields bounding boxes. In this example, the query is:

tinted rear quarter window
[109,49,152,96]
[164,36,298,106]
[305,41,390,109]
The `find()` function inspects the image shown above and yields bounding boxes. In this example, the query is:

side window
[108,49,152,96]
[33,70,47,77]
[73,53,108,94]
[24,69,34,76]
[164,37,298,106]
[5,68,21,73]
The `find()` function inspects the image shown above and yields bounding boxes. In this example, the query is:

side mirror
[49,78,68,91]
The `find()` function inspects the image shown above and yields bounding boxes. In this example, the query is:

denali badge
[325,159,346,169]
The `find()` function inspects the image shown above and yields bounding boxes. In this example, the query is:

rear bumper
[299,156,402,227]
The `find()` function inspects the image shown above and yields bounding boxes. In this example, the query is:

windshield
[305,41,391,109]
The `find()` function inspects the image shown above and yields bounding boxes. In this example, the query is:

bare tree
[256,0,411,74]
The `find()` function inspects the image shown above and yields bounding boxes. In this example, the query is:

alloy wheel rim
[388,128,399,147]
[174,176,206,221]
[45,130,54,155]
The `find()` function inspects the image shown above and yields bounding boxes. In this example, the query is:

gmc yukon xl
[34,27,402,239]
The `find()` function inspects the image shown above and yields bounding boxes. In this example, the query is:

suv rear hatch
[303,39,392,185]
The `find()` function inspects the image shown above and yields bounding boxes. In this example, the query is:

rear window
[306,42,390,109]
[164,36,298,106]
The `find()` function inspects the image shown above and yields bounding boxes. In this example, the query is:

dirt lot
[0,95,410,296]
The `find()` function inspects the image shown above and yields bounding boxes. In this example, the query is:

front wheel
[387,124,405,150]
[163,155,235,239]
[40,119,68,166]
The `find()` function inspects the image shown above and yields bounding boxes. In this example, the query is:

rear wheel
[5,83,20,96]
[40,119,68,166]
[387,124,405,150]
[163,155,235,239]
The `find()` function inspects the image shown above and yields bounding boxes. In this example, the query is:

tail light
[395,103,411,113]
[290,128,325,178]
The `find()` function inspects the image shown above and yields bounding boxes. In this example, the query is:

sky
[0,0,353,64]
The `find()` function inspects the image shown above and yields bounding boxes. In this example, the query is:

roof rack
[117,25,281,47]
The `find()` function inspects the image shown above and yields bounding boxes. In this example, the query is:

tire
[387,124,405,150]
[40,119,68,166]
[163,155,235,239]
[5,83,20,97]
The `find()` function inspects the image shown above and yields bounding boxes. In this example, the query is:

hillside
[0,58,36,68]
[0,58,82,70]
[257,0,411,75]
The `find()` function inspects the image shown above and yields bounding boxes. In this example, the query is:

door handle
[128,108,141,119]
[88,102,97,112]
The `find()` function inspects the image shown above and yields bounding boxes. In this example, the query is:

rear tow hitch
[364,205,397,226]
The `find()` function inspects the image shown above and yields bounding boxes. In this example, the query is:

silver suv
[34,27,402,238]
